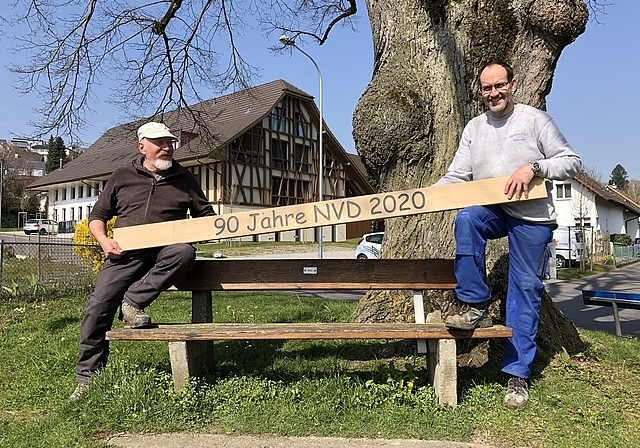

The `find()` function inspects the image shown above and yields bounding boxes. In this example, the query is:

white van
[552,227,588,268]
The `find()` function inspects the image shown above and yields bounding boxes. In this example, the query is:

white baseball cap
[137,122,178,142]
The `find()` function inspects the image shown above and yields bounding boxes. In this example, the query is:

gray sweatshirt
[435,104,582,223]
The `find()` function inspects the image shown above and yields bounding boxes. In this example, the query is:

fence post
[0,239,4,293]
[37,232,42,284]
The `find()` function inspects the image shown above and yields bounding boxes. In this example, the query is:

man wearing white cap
[71,122,215,400]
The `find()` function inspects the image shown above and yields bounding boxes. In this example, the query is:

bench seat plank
[107,323,512,342]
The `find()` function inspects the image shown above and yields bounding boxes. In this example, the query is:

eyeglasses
[480,81,511,95]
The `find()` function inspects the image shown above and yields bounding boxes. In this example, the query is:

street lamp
[279,35,324,259]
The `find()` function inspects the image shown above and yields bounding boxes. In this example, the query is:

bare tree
[627,179,640,203]
[571,186,594,271]
[5,0,266,144]
[581,164,604,183]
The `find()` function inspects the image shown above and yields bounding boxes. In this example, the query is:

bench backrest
[582,290,640,311]
[172,258,456,291]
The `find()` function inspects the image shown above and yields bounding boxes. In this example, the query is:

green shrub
[610,233,632,246]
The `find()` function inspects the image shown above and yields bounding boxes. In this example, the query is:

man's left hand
[504,164,535,200]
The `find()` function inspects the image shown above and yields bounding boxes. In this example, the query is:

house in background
[27,79,375,240]
[552,172,640,256]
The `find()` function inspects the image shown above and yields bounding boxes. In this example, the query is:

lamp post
[279,35,324,259]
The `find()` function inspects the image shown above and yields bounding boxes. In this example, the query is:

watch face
[532,162,541,174]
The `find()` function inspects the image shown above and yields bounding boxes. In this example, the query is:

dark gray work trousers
[75,243,196,384]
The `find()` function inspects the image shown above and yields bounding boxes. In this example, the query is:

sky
[0,1,637,181]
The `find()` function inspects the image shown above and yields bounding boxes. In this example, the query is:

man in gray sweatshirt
[435,61,581,407]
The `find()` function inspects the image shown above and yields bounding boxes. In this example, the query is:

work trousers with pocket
[75,243,196,384]
[453,205,554,379]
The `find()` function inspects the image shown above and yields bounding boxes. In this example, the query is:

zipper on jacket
[143,178,157,224]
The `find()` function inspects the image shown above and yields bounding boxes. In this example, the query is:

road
[545,261,640,338]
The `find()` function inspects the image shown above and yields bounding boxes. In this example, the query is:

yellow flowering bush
[73,217,117,273]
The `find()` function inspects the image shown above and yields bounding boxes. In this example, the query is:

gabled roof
[28,79,314,189]
[574,172,640,216]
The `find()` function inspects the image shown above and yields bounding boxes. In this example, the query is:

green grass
[1,289,640,448]
[194,239,360,257]
[556,263,616,281]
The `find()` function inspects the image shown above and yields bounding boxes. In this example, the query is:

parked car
[23,219,59,235]
[552,228,588,268]
[355,232,384,259]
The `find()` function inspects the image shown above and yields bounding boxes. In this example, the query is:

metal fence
[553,226,638,269]
[611,244,640,266]
[0,234,98,298]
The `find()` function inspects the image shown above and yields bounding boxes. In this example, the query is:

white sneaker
[504,377,529,408]
[69,382,90,402]
[120,301,152,328]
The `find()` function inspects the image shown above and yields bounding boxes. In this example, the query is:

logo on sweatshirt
[509,132,528,142]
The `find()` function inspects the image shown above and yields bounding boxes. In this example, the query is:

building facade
[27,80,375,240]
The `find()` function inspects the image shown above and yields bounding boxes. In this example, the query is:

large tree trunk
[351,0,589,361]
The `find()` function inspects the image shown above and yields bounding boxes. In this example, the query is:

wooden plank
[107,323,513,341]
[114,176,547,250]
[172,259,457,291]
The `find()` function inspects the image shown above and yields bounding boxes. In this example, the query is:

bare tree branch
[586,0,613,23]
[4,0,358,144]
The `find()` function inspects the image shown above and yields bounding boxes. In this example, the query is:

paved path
[107,433,491,448]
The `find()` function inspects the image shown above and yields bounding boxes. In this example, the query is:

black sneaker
[445,300,492,330]
[120,301,152,328]
[504,376,529,408]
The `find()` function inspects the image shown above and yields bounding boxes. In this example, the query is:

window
[556,183,572,199]
[62,188,67,201]
[230,126,265,164]
[78,207,83,221]
[574,217,591,227]
[54,190,59,201]
[293,100,309,138]
[78,185,84,198]
[71,187,76,200]
[271,139,289,169]
[272,177,309,206]
[294,144,311,173]
[270,100,288,133]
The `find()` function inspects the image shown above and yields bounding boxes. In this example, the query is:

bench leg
[413,290,427,354]
[427,339,458,406]
[612,301,622,337]
[167,290,216,391]
[168,341,215,390]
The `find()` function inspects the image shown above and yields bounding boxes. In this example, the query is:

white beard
[150,158,173,171]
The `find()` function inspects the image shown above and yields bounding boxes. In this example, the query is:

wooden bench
[582,289,640,336]
[106,258,512,406]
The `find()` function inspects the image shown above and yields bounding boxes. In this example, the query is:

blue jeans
[453,205,554,379]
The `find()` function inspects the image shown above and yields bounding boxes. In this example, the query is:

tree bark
[351,0,589,361]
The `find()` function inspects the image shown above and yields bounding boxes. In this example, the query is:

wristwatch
[531,161,541,177]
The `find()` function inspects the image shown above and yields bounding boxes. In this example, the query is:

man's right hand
[89,219,123,259]
[100,238,123,259]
